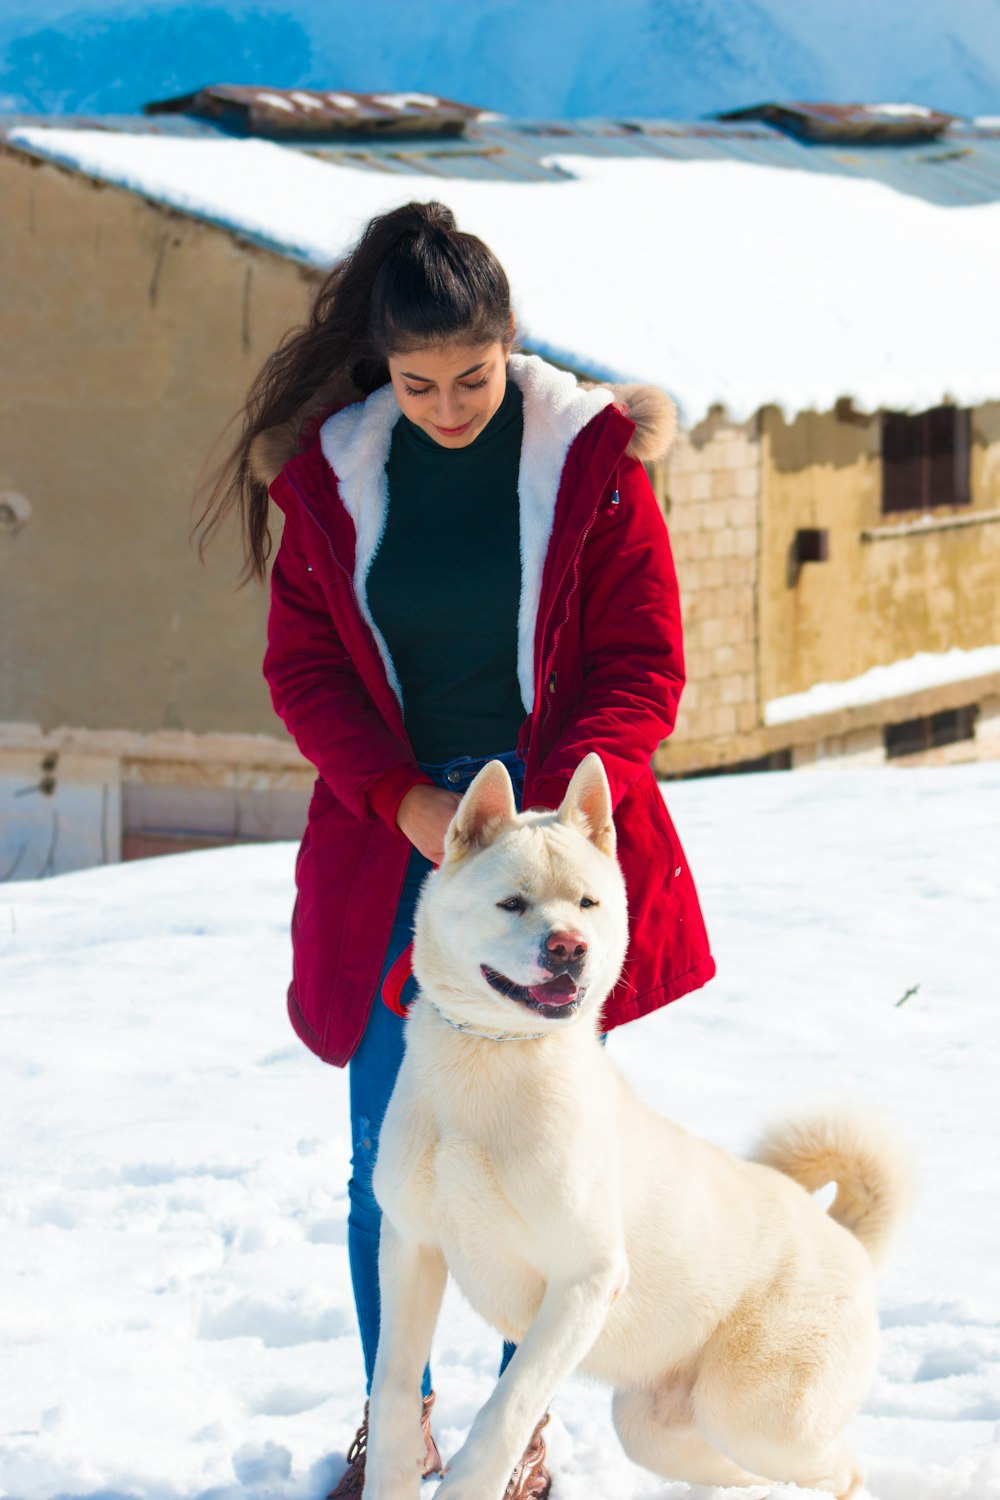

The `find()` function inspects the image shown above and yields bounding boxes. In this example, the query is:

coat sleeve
[526,455,685,813]
[262,502,432,826]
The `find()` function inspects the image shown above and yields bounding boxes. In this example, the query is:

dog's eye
[497,896,527,914]
[580,896,598,909]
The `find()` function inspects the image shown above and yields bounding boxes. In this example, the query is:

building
[2,90,999,874]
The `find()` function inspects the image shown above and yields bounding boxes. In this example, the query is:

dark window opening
[672,750,792,781]
[884,705,978,759]
[881,406,971,515]
[793,528,829,565]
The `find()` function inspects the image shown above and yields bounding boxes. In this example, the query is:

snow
[764,643,1000,725]
[2,764,999,1499]
[255,92,296,113]
[371,93,443,111]
[867,103,937,118]
[10,127,1000,422]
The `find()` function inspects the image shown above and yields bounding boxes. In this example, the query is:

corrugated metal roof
[3,106,1000,207]
[144,84,491,139]
[717,100,955,144]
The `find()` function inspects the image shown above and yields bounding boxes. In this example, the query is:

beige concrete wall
[1,747,121,878]
[0,723,313,877]
[0,145,319,742]
[758,402,1000,707]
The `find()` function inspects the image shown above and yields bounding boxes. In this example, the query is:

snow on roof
[869,102,936,117]
[764,642,1000,726]
[10,125,1000,423]
[142,84,487,137]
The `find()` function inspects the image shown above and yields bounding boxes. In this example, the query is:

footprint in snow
[250,1384,330,1417]
[198,1295,351,1347]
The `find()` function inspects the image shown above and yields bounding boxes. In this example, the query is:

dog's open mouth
[481,965,585,1018]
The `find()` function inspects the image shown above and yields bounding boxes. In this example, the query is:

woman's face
[387,338,509,448]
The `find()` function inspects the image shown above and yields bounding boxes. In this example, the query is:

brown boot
[327,1400,368,1498]
[503,1412,552,1499]
[326,1393,443,1497]
[420,1389,444,1477]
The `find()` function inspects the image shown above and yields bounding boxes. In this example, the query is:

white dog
[365,754,912,1500]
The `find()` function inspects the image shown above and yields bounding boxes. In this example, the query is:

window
[677,751,792,780]
[884,705,978,759]
[881,406,971,515]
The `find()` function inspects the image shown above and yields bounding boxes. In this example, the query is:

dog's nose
[545,930,588,963]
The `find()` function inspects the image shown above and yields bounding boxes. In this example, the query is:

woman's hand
[396,784,463,865]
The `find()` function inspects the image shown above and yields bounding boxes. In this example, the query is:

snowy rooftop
[7,117,1000,422]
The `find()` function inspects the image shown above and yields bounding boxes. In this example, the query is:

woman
[203,200,715,1497]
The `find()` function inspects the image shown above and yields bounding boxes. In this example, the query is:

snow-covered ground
[2,764,999,1500]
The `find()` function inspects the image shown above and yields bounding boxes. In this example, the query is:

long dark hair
[195,200,514,581]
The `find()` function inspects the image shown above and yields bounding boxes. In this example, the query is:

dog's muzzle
[481,965,586,1019]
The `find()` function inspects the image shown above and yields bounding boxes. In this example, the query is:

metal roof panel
[5,107,1000,205]
[143,84,490,139]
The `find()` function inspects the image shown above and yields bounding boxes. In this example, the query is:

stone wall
[653,410,762,772]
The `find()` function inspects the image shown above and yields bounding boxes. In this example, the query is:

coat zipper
[283,472,354,588]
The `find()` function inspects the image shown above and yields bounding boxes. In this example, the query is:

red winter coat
[259,353,715,1066]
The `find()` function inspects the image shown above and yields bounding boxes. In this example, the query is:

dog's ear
[558,753,615,857]
[444,760,518,863]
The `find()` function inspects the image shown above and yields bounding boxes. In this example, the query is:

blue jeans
[347,749,525,1398]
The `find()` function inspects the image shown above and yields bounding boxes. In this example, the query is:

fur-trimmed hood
[579,379,677,465]
[249,358,676,490]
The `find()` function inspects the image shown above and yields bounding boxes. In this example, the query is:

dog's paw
[365,1481,421,1500]
[363,1457,422,1500]
[435,1449,511,1500]
[435,1477,494,1500]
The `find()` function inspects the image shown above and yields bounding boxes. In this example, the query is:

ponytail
[194,201,514,581]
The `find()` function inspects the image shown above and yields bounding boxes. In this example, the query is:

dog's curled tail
[754,1105,914,1270]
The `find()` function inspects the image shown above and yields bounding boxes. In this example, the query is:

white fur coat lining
[319,353,615,716]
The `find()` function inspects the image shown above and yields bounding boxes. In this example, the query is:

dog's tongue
[527,974,579,1007]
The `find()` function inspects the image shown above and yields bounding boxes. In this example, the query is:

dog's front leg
[437,1253,628,1500]
[366,1219,447,1500]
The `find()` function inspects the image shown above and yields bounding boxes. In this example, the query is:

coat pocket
[643,775,678,879]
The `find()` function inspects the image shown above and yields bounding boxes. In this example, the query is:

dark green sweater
[366,379,526,763]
